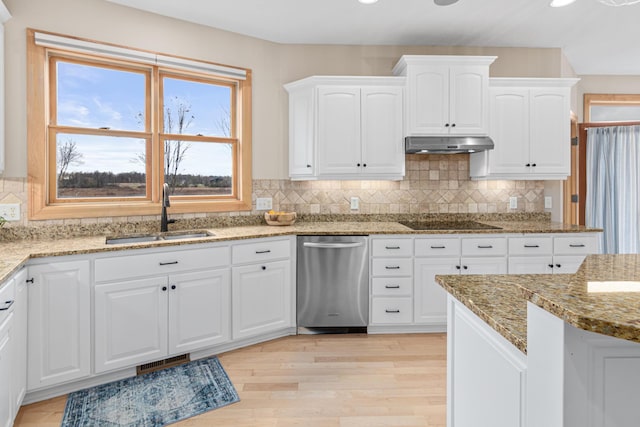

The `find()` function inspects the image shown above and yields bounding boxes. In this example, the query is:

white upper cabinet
[393,55,496,136]
[0,1,11,174]
[470,78,579,180]
[285,76,405,180]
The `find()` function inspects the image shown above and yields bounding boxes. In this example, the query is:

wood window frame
[27,29,252,220]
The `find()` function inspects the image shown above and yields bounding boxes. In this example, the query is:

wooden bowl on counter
[264,211,297,226]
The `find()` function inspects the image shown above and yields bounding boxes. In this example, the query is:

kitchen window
[27,29,252,220]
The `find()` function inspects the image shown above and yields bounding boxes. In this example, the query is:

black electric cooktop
[398,220,503,231]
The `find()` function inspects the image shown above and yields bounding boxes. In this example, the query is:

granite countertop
[436,254,640,354]
[0,218,599,284]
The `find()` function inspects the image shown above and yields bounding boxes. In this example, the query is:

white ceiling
[105,0,640,75]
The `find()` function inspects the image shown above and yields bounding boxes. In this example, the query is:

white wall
[2,0,566,181]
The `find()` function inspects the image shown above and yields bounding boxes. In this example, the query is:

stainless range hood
[405,136,494,154]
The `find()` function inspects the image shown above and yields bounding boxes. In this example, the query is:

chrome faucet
[160,183,176,232]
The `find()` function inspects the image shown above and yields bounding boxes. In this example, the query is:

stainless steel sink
[162,231,214,240]
[105,230,215,245]
[105,235,163,245]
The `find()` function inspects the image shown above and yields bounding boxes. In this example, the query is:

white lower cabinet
[94,268,230,373]
[448,295,526,427]
[508,234,600,274]
[27,260,91,391]
[0,278,15,427]
[11,268,28,417]
[232,260,292,340]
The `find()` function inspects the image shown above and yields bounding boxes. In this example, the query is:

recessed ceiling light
[549,0,577,7]
[358,0,379,4]
[434,0,460,5]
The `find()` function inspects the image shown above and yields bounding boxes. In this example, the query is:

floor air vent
[136,354,190,375]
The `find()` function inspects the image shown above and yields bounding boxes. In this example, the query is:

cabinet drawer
[508,237,552,256]
[371,277,413,296]
[371,238,413,257]
[461,237,507,256]
[371,298,413,324]
[415,238,460,257]
[232,238,291,265]
[95,246,229,282]
[553,235,599,255]
[371,258,413,277]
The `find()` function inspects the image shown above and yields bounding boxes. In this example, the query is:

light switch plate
[0,203,20,221]
[350,197,359,210]
[509,197,518,210]
[256,198,273,210]
[544,196,553,209]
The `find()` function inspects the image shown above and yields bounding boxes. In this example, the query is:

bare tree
[164,97,194,191]
[57,139,84,187]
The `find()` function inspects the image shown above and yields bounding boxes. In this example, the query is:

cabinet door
[529,88,570,175]
[0,316,11,427]
[414,257,459,325]
[288,88,315,177]
[317,86,361,175]
[11,269,28,413]
[552,255,586,275]
[508,256,553,274]
[461,257,507,274]
[450,65,489,135]
[168,269,231,355]
[361,86,404,175]
[232,260,292,340]
[407,65,449,135]
[28,260,91,390]
[487,88,530,174]
[94,277,168,373]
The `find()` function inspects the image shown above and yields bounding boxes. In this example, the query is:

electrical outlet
[545,196,553,209]
[0,203,20,221]
[350,197,359,210]
[256,198,273,210]
[509,197,518,210]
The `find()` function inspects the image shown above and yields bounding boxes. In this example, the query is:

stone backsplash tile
[0,154,545,229]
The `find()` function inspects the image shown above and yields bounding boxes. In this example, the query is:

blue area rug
[61,356,239,427]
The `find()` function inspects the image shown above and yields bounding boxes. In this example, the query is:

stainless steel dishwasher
[297,235,369,332]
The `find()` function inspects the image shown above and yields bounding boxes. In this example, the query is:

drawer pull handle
[0,300,14,311]
[385,285,400,289]
[569,244,585,248]
[159,261,178,266]
[385,266,401,270]
[385,246,401,250]
[385,309,400,314]
[555,264,562,268]
[524,244,540,248]
[430,245,446,249]
[255,250,272,254]
[26,278,34,284]
[477,245,493,249]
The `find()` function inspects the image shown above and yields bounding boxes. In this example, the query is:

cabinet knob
[456,265,461,270]
[261,265,266,270]
[162,286,167,291]
[451,123,456,127]
[445,123,450,127]
[171,285,176,290]
[306,164,311,168]
[357,163,361,167]
[463,265,468,270]
[526,163,531,167]
[363,163,367,167]
[548,264,554,268]
[555,264,562,268]
[532,163,537,167]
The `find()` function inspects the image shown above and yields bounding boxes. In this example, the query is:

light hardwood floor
[14,333,447,427]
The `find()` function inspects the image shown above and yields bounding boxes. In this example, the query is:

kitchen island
[436,254,640,427]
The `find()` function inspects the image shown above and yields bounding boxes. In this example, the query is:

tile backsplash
[0,154,544,227]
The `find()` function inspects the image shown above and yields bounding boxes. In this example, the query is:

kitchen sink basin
[105,230,215,245]
[162,231,214,240]
[105,235,163,245]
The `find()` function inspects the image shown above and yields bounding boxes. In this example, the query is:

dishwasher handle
[303,242,364,249]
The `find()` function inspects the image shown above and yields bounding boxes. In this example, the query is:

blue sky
[56,61,232,176]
